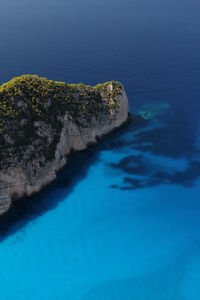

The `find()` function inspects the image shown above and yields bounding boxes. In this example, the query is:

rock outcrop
[0,75,129,215]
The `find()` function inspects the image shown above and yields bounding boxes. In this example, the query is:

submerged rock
[0,75,129,215]
[138,103,169,120]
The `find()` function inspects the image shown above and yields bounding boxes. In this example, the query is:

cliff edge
[0,75,129,215]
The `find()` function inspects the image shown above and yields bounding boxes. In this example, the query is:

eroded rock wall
[0,79,129,215]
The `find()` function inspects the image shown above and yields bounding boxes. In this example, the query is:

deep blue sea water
[0,0,200,299]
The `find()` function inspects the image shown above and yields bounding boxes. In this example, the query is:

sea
[0,0,200,299]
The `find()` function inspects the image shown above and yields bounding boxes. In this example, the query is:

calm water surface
[0,0,200,299]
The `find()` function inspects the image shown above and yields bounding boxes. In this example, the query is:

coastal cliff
[0,75,129,216]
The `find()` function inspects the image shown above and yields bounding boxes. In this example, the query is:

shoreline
[0,114,132,219]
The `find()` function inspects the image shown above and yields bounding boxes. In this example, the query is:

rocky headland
[0,75,129,215]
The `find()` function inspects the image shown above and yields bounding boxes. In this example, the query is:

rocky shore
[0,75,129,216]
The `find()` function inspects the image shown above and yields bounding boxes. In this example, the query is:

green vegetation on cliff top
[0,75,123,167]
[0,75,122,121]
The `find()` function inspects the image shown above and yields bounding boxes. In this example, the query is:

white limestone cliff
[0,82,129,215]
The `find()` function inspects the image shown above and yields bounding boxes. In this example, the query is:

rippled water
[0,0,200,299]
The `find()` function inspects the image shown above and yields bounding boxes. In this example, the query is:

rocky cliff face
[0,75,129,215]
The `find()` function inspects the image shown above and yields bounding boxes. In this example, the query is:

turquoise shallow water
[0,0,200,298]
[0,109,200,299]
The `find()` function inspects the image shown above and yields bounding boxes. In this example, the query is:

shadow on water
[0,120,134,241]
[0,103,200,240]
[0,147,98,241]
